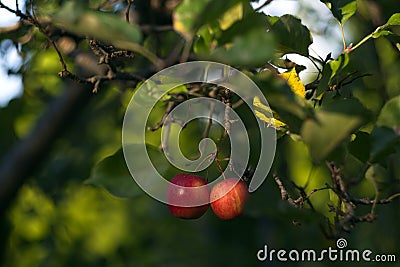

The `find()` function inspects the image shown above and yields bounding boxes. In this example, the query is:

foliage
[0,0,400,266]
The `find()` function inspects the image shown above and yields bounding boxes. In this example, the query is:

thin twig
[255,0,273,12]
[202,101,215,139]
[339,23,347,52]
[147,100,180,131]
[125,0,133,23]
[274,174,298,207]
[231,99,244,109]
[215,157,227,180]
[350,192,400,205]
[1,2,69,75]
[194,152,216,172]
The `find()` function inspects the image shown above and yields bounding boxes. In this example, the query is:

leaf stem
[347,33,372,52]
[339,23,347,51]
[345,25,387,53]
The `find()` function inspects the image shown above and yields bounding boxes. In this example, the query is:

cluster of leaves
[167,0,399,237]
[0,1,400,265]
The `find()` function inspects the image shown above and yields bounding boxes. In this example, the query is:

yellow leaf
[219,3,243,30]
[254,110,286,128]
[253,96,286,129]
[279,68,306,97]
[253,95,273,113]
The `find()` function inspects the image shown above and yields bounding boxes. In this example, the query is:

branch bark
[0,53,106,218]
[0,82,91,217]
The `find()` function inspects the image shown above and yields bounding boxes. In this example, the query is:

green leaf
[53,2,142,46]
[219,2,243,30]
[320,0,357,24]
[218,12,267,44]
[301,98,370,162]
[86,145,177,198]
[85,148,142,198]
[173,0,243,40]
[329,53,349,75]
[270,14,312,56]
[173,0,210,39]
[205,29,275,67]
[372,30,393,39]
[266,15,280,26]
[376,95,400,131]
[386,13,400,26]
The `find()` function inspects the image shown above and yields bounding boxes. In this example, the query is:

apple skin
[166,174,210,219]
[210,178,249,220]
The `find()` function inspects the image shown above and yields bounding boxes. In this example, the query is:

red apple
[166,173,210,219]
[210,178,249,220]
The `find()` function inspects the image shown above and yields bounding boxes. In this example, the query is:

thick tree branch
[0,52,109,218]
[0,81,91,217]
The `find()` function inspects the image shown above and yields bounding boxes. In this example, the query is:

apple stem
[194,151,217,172]
[215,158,227,180]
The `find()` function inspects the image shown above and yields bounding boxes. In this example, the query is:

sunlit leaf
[173,0,243,40]
[218,10,267,44]
[366,13,400,41]
[173,0,209,39]
[279,68,306,97]
[253,96,286,128]
[372,30,393,39]
[219,3,243,30]
[255,72,311,133]
[386,13,400,26]
[253,96,273,113]
[254,110,286,128]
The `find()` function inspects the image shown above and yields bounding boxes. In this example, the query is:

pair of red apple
[166,173,249,220]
